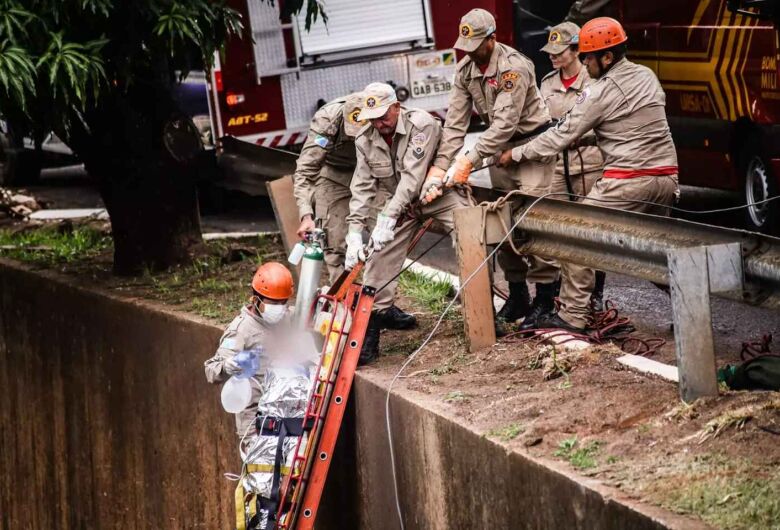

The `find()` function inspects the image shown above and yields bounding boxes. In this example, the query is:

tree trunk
[69,82,204,275]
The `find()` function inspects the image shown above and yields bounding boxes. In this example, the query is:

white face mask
[261,303,287,324]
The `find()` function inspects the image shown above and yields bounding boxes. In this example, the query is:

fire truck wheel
[741,147,779,236]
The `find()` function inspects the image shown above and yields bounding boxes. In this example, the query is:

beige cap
[454,9,496,53]
[342,92,367,137]
[357,83,398,121]
[540,22,581,54]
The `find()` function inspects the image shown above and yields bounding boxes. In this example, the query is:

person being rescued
[204,262,318,529]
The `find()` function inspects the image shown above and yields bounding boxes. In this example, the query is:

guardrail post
[667,243,743,402]
[454,206,496,351]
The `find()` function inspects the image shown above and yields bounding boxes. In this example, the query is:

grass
[398,269,457,317]
[644,457,780,530]
[486,422,525,442]
[554,436,603,470]
[0,225,111,265]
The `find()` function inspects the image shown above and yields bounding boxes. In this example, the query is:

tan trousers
[531,168,603,284]
[558,175,679,328]
[365,190,470,311]
[489,152,557,284]
[314,178,382,284]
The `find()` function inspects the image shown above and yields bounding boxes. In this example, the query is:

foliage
[0,0,245,133]
[486,423,525,442]
[268,0,327,31]
[554,437,603,470]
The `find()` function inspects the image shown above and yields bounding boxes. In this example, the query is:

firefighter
[423,8,557,333]
[498,17,679,332]
[516,21,607,331]
[292,92,416,332]
[204,261,294,439]
[346,82,470,363]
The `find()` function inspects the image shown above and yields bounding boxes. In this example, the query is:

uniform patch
[548,31,561,44]
[221,337,237,350]
[412,146,425,160]
[347,109,363,125]
[314,134,329,148]
[411,132,427,146]
[501,71,519,92]
[575,87,590,105]
[459,23,474,38]
[365,96,377,108]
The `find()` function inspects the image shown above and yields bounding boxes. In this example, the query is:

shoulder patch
[411,132,427,147]
[411,146,425,160]
[314,134,330,148]
[575,87,591,105]
[501,71,519,92]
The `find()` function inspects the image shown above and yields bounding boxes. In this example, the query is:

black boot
[373,305,417,330]
[518,282,558,332]
[358,319,380,366]
[590,271,606,313]
[495,282,531,324]
[536,312,585,333]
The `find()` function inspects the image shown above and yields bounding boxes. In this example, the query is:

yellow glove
[420,166,446,205]
[445,155,473,188]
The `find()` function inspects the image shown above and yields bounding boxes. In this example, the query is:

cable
[375,228,453,294]
[384,192,557,530]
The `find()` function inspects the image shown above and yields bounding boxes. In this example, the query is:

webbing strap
[246,463,291,475]
[235,484,247,530]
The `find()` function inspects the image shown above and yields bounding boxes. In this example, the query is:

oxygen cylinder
[293,230,324,328]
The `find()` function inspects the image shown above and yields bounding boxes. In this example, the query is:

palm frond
[0,39,35,111]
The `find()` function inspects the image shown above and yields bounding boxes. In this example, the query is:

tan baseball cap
[357,83,398,121]
[454,9,496,53]
[342,92,367,137]
[541,22,581,54]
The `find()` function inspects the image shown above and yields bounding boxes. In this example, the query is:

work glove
[344,230,364,270]
[420,166,446,205]
[444,154,473,188]
[370,213,397,251]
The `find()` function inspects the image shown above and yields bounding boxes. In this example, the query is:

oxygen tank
[290,229,325,328]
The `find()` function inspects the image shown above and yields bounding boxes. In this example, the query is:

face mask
[261,303,287,324]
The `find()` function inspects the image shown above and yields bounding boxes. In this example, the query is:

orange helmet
[578,17,628,54]
[252,262,294,300]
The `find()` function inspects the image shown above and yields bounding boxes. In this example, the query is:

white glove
[370,214,396,251]
[224,357,242,376]
[442,164,457,187]
[344,230,364,270]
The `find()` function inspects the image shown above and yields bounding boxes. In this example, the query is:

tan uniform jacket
[204,306,269,435]
[348,107,442,232]
[515,59,678,174]
[434,42,550,170]
[539,63,604,177]
[292,98,360,219]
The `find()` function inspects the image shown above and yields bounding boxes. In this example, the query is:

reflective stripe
[235,484,247,530]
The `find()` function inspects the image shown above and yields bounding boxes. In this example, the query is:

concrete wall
[0,259,705,530]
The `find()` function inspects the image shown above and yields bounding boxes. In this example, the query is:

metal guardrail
[503,193,780,310]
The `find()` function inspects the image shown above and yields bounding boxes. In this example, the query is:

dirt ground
[2,220,780,529]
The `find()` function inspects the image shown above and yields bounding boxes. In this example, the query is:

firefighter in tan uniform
[499,17,679,332]
[423,8,556,332]
[517,22,607,331]
[292,92,416,332]
[346,82,470,363]
[292,92,366,283]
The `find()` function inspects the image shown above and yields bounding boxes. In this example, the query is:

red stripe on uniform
[603,166,679,179]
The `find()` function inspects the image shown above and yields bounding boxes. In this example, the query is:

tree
[0,0,242,274]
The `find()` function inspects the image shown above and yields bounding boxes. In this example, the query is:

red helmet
[579,17,628,54]
[251,262,293,300]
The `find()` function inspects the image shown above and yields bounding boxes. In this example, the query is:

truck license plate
[408,50,457,99]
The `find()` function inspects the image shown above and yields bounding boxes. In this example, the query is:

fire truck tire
[740,144,779,236]
[0,130,41,187]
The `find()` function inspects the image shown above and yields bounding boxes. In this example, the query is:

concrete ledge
[0,258,707,529]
